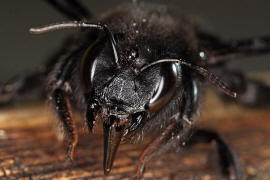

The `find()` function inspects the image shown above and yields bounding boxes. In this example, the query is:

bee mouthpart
[103,121,125,175]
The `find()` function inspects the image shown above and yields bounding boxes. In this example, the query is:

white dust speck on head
[199,51,205,59]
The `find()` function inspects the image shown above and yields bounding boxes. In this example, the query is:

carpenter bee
[1,0,270,179]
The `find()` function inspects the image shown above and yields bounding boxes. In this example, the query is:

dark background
[1,0,270,82]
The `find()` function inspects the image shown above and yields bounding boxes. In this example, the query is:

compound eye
[147,63,179,112]
[81,38,106,92]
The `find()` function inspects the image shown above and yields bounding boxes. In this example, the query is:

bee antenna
[29,21,121,68]
[140,59,237,98]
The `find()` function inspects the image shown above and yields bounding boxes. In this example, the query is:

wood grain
[0,74,270,180]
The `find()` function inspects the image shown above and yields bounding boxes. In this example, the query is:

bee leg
[51,88,78,162]
[0,71,45,106]
[46,0,91,20]
[197,31,270,65]
[186,129,242,180]
[47,49,83,161]
[135,121,188,179]
[213,68,270,107]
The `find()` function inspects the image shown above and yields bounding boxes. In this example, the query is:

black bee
[1,0,270,179]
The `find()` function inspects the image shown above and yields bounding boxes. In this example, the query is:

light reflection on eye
[147,63,180,112]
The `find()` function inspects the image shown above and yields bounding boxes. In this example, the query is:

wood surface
[0,74,270,180]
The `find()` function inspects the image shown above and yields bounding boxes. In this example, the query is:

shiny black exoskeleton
[1,1,270,179]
